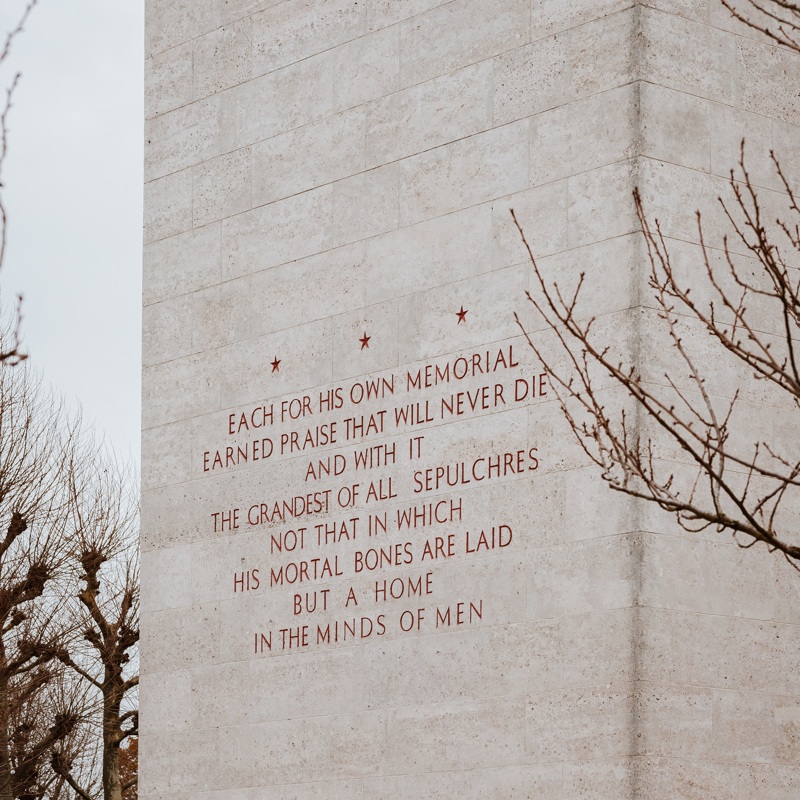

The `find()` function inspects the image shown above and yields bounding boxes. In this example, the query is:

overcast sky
[0,0,144,463]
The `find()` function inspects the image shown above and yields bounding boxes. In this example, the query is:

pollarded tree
[0,369,140,800]
[54,458,138,800]
[0,4,138,795]
[14,669,98,800]
[0,364,83,800]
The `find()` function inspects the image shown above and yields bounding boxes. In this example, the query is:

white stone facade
[141,1,800,797]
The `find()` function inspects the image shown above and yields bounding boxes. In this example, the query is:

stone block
[399,121,529,225]
[365,764,562,800]
[143,169,192,244]
[396,266,525,364]
[140,729,218,793]
[386,696,526,773]
[365,204,493,303]
[141,603,221,674]
[366,60,493,168]
[142,350,221,430]
[145,43,193,118]
[527,534,640,620]
[737,36,800,125]
[142,293,194,367]
[367,0,449,29]
[146,0,218,56]
[216,711,388,785]
[145,95,220,182]
[528,84,638,187]
[252,107,366,205]
[141,418,194,490]
[193,17,252,99]
[640,83,712,173]
[333,25,401,112]
[494,10,635,125]
[252,0,369,75]
[330,162,400,246]
[529,0,633,41]
[222,185,334,280]
[192,148,252,228]
[399,0,530,87]
[143,222,222,306]
[218,54,336,152]
[527,686,634,761]
[639,8,738,104]
[249,242,366,336]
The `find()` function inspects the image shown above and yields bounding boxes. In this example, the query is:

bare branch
[0,1,37,366]
[720,0,800,51]
[50,751,93,800]
[512,142,800,564]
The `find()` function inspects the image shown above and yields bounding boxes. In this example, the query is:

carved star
[456,306,468,324]
[270,356,281,373]
[359,332,371,350]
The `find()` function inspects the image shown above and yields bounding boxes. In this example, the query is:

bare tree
[55,459,138,800]
[0,363,84,800]
[14,670,98,800]
[0,0,37,366]
[0,5,139,796]
[512,139,800,567]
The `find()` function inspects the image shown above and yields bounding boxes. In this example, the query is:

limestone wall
[141,1,800,797]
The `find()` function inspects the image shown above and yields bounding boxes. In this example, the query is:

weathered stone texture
[142,0,800,797]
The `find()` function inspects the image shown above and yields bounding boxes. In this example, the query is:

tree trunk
[0,670,12,800]
[103,737,122,800]
[103,687,123,800]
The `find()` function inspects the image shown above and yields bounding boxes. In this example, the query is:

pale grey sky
[0,0,144,462]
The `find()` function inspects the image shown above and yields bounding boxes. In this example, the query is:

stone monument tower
[141,1,800,797]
